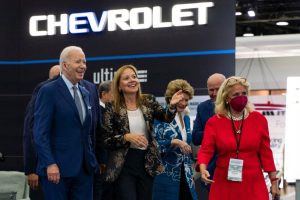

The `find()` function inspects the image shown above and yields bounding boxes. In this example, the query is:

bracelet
[270,177,278,182]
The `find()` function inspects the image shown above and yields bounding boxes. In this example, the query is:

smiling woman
[101,64,186,200]
[152,79,198,200]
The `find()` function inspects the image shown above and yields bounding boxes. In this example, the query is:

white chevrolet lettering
[130,7,152,30]
[29,15,47,36]
[152,6,172,28]
[29,2,214,36]
[47,14,68,35]
[89,11,108,32]
[69,13,90,34]
[107,9,130,31]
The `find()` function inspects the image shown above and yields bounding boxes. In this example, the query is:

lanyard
[229,111,245,158]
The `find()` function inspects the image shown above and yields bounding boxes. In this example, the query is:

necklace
[228,111,245,134]
[227,111,248,121]
[233,121,242,134]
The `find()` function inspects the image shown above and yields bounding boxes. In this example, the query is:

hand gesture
[169,90,185,109]
[200,169,214,185]
[270,181,280,200]
[172,139,192,155]
[124,133,148,149]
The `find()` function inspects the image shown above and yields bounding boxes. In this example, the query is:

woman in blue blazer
[153,79,198,200]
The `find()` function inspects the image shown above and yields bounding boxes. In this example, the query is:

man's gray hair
[59,46,83,70]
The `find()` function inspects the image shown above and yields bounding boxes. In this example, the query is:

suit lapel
[57,77,75,106]
[57,77,89,125]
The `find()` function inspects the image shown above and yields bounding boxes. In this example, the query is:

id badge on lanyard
[227,158,243,182]
[227,111,245,182]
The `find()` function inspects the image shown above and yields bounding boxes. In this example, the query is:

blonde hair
[215,76,254,115]
[112,64,142,113]
[165,79,194,104]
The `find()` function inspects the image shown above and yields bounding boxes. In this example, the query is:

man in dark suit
[192,73,225,200]
[94,80,114,200]
[33,46,99,200]
[23,65,60,200]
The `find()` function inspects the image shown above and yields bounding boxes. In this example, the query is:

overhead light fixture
[243,27,254,37]
[276,21,289,26]
[247,9,255,17]
[235,11,242,16]
[243,33,254,37]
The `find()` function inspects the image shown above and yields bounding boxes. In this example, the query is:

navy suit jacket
[192,99,214,145]
[23,77,58,175]
[192,98,216,189]
[33,77,98,177]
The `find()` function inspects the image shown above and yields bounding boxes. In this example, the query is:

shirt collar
[62,74,78,89]
[100,100,105,108]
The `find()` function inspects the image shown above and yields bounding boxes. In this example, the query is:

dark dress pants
[40,166,93,200]
[116,148,153,200]
[93,170,115,200]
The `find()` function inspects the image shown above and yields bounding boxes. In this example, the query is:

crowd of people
[23,46,280,200]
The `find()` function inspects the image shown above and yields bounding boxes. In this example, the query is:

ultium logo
[93,68,148,84]
[29,2,214,36]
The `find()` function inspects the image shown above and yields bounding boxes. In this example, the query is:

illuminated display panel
[0,0,235,170]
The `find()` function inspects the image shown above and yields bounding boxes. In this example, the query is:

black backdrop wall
[0,0,235,171]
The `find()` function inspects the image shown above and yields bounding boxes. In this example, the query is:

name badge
[227,158,243,182]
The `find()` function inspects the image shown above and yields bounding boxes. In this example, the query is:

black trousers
[93,170,115,200]
[116,148,153,200]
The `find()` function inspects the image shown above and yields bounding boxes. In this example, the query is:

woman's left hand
[270,181,280,200]
[169,90,184,109]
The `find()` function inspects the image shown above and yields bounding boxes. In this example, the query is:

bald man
[49,65,61,79]
[192,73,225,145]
[192,73,225,198]
[23,65,61,199]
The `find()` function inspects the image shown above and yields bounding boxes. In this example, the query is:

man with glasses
[192,73,225,199]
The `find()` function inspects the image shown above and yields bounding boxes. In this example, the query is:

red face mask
[229,95,248,112]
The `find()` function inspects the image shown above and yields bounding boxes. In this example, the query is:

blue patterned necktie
[73,86,84,123]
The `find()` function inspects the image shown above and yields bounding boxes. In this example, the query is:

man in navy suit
[192,73,225,200]
[23,65,60,200]
[33,46,99,200]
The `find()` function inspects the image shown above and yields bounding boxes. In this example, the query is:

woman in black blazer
[102,64,183,200]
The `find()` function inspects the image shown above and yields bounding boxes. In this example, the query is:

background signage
[0,0,235,170]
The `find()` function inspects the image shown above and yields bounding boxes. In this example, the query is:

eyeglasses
[224,77,247,87]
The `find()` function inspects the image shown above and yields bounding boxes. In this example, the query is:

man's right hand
[47,164,60,184]
[27,173,39,189]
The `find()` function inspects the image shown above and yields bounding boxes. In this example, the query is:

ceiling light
[276,21,289,26]
[247,10,255,17]
[235,11,242,16]
[243,33,254,37]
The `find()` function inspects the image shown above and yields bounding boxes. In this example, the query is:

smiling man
[33,46,98,200]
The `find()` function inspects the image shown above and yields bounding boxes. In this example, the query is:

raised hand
[169,90,185,109]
